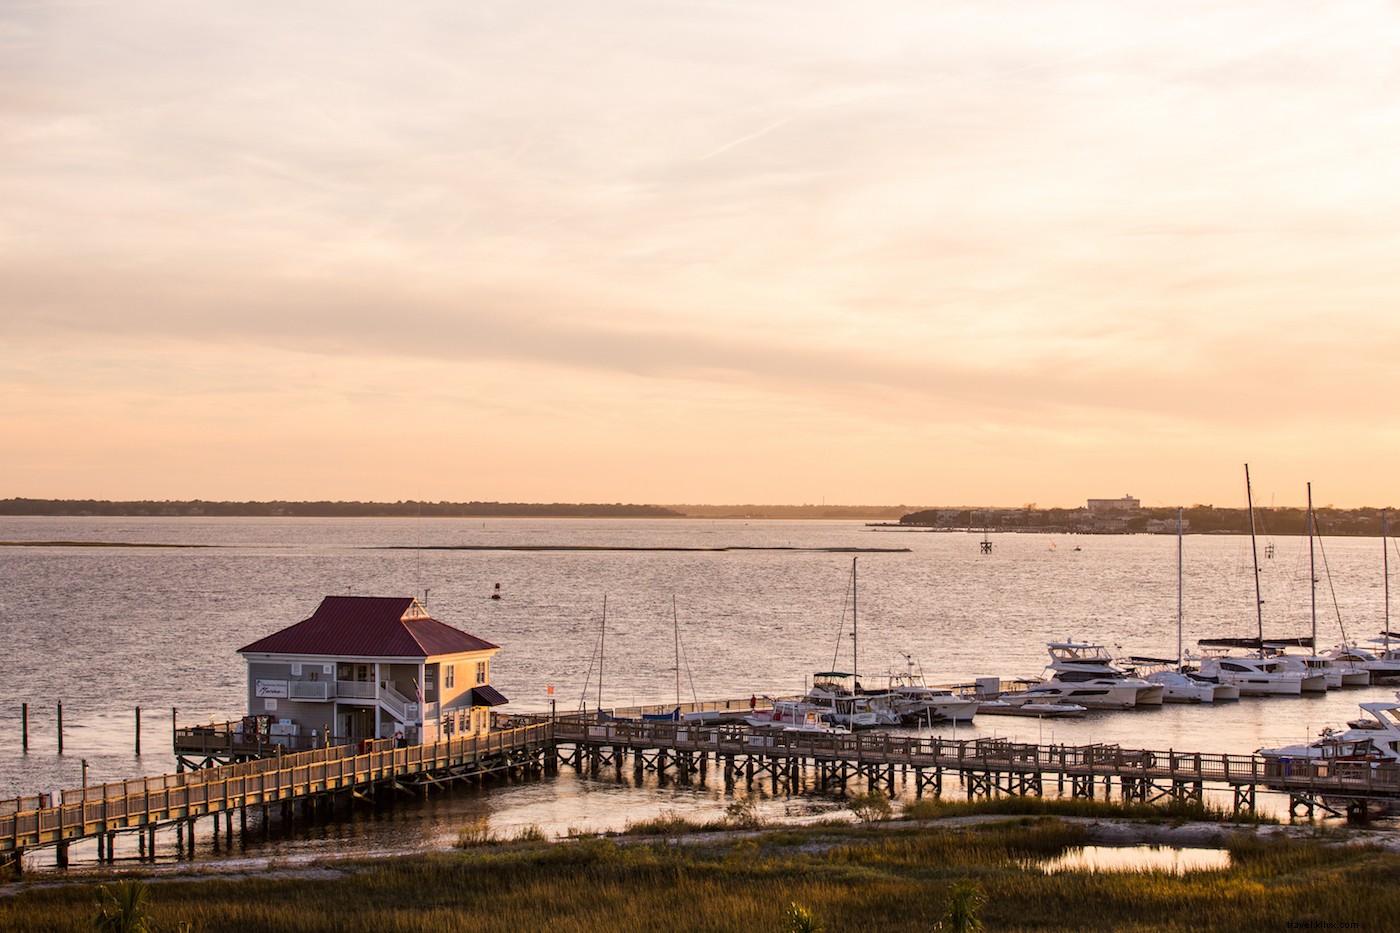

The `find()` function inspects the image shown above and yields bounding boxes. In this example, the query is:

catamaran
[1191,465,1324,696]
[1134,507,1240,702]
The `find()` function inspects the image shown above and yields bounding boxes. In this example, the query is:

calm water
[1,517,1395,868]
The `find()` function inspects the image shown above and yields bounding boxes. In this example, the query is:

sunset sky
[4,2,1399,508]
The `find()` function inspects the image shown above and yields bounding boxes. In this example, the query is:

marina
[3,516,1400,875]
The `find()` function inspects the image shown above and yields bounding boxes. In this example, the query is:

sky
[4,1,1400,508]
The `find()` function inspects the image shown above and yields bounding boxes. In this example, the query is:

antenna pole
[1245,464,1264,654]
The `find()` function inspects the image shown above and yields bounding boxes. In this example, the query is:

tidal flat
[3,802,1397,933]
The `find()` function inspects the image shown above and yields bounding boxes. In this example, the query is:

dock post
[21,703,27,752]
[55,841,69,868]
[139,830,146,858]
[135,707,141,756]
[57,701,64,754]
[147,825,156,859]
[187,817,196,858]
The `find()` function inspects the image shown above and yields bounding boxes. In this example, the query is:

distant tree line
[900,506,1398,536]
[0,498,684,518]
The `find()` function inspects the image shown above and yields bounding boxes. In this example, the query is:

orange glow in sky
[4,2,1399,507]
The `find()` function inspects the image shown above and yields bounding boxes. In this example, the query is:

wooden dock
[549,718,1400,819]
[0,723,551,873]
[8,715,1400,873]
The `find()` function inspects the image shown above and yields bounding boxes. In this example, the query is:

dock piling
[56,701,63,755]
[135,706,141,756]
[21,703,27,752]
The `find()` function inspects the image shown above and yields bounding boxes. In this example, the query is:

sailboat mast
[598,595,606,713]
[1177,507,1183,667]
[673,595,681,708]
[1385,510,1391,652]
[1308,483,1316,650]
[1245,464,1265,655]
[851,557,858,684]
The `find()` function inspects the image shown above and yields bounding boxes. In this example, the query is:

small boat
[977,700,1087,718]
[745,700,850,734]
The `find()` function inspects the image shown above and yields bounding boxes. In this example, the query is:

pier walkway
[7,715,1400,873]
[549,718,1400,819]
[0,723,551,873]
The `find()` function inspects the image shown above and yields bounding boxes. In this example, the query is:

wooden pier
[549,718,1400,820]
[0,723,551,874]
[8,715,1400,874]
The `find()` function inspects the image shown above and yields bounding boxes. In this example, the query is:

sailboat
[802,558,898,728]
[1327,510,1400,683]
[1269,485,1368,688]
[643,596,698,722]
[1136,508,1240,702]
[1191,465,1325,695]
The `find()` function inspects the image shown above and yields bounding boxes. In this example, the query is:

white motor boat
[882,656,979,723]
[745,700,850,734]
[1029,640,1164,708]
[1141,668,1237,703]
[804,672,887,728]
[1191,650,1323,695]
[977,699,1087,717]
[1265,650,1349,686]
[1258,693,1400,763]
[1328,642,1400,684]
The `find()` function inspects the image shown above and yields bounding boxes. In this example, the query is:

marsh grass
[2,821,1394,933]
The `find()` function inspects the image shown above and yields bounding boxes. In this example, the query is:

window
[445,665,455,689]
[476,661,487,685]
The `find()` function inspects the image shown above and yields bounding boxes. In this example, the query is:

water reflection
[1037,845,1231,874]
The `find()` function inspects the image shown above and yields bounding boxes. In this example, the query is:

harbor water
[1,516,1396,869]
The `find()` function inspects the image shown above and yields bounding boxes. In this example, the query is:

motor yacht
[1025,640,1164,709]
[882,656,979,723]
[1258,693,1400,763]
[1267,648,1368,689]
[1326,641,1400,684]
[1191,650,1324,695]
[1138,666,1239,703]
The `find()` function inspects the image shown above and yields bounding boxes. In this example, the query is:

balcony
[289,681,334,701]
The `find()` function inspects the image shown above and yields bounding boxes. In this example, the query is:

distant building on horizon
[1086,494,1141,512]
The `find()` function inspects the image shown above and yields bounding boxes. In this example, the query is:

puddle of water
[1036,845,1230,874]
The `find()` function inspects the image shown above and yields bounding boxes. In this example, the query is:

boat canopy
[1197,636,1314,649]
[812,671,855,679]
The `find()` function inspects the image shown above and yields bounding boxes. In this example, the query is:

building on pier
[237,595,508,746]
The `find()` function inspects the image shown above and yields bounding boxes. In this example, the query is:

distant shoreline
[0,498,1393,534]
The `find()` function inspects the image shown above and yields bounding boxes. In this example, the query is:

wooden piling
[56,701,63,755]
[21,703,27,752]
[134,706,141,756]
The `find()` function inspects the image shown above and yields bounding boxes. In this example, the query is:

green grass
[1,820,1394,932]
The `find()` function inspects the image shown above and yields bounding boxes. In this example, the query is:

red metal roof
[237,596,499,658]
